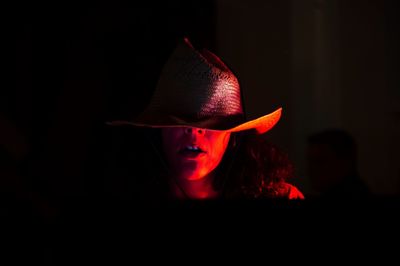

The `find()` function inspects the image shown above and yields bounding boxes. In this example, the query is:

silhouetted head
[307,129,358,193]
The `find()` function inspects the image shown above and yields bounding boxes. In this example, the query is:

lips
[178,144,206,159]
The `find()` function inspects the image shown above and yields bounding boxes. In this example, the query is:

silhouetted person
[307,129,371,200]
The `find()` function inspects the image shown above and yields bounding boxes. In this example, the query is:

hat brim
[107,108,282,134]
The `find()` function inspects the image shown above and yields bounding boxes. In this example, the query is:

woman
[108,38,304,201]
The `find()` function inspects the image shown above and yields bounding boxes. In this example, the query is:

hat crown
[144,38,243,121]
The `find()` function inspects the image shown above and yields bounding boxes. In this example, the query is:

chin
[174,162,204,180]
[183,172,205,181]
[179,168,209,181]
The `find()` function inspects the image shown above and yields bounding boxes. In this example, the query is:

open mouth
[178,145,206,158]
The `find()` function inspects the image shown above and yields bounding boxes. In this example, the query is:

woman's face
[162,127,231,181]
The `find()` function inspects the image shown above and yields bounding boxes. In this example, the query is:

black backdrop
[6,1,216,204]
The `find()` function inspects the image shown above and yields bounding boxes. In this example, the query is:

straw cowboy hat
[108,38,282,134]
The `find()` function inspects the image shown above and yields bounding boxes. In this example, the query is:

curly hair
[215,132,295,199]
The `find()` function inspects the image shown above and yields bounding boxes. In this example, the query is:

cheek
[161,129,180,163]
[207,133,230,168]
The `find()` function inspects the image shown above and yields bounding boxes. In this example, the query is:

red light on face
[162,127,231,182]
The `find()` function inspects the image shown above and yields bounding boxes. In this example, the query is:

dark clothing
[317,175,371,200]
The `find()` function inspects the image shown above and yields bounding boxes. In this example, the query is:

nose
[184,127,205,135]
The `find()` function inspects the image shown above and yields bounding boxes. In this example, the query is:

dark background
[6,0,218,202]
[4,0,400,213]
